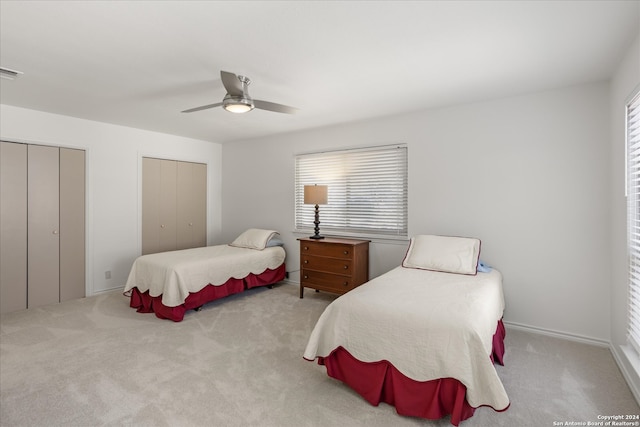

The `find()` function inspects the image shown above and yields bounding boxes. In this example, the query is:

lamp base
[310,203,324,240]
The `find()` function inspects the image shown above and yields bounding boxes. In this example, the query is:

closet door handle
[160,224,165,228]
[52,230,59,235]
[189,223,193,226]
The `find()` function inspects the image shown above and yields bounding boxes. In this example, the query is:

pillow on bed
[402,234,481,275]
[230,228,279,250]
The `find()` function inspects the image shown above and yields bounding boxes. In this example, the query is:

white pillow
[229,228,279,250]
[402,234,481,275]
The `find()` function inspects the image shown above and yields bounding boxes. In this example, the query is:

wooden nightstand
[298,237,370,299]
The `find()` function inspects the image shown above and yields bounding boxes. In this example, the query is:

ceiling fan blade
[254,99,299,114]
[181,102,223,113]
[220,71,244,96]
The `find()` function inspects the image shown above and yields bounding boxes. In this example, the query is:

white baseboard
[610,345,640,406]
[503,320,610,348]
[91,286,124,295]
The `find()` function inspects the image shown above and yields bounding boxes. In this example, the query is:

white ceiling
[1,1,638,144]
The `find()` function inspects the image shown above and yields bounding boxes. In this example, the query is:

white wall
[610,29,640,399]
[222,81,612,343]
[0,68,620,347]
[0,104,223,295]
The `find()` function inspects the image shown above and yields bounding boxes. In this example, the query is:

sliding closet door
[192,162,207,248]
[1,142,85,313]
[158,160,178,252]
[59,148,85,302]
[176,161,207,250]
[142,157,178,255]
[28,145,60,309]
[142,157,161,255]
[0,142,28,313]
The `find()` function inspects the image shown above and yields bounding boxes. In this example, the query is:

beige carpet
[1,282,638,426]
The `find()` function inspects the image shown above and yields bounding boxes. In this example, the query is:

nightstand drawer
[300,241,354,259]
[301,270,355,292]
[301,255,352,275]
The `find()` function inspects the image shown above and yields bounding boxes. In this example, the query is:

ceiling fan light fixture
[222,96,254,113]
[182,71,297,115]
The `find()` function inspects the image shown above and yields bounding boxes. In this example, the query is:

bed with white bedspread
[303,234,509,425]
[123,229,286,321]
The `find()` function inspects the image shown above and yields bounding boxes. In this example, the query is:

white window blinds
[295,145,408,239]
[627,89,640,353]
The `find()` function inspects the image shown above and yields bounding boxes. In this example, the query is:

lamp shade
[304,185,328,205]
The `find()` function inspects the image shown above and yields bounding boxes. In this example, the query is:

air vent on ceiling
[0,67,24,80]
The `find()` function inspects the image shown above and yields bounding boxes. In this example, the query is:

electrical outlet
[105,271,111,279]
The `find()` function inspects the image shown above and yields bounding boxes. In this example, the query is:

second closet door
[142,157,206,255]
[142,158,178,255]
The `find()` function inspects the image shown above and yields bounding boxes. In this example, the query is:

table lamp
[304,184,328,239]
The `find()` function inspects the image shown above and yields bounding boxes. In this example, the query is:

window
[627,88,640,353]
[295,144,408,239]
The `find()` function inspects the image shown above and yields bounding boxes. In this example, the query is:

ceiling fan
[182,70,298,115]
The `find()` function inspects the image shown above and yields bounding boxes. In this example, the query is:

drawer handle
[304,275,308,279]
[304,246,309,251]
[343,281,349,286]
[343,265,348,270]
[343,250,349,255]
[304,260,308,264]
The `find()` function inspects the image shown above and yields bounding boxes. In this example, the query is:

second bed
[123,229,286,321]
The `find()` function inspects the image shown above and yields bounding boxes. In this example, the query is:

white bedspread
[124,245,285,307]
[303,266,508,410]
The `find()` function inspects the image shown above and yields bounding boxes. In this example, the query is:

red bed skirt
[127,263,286,322]
[316,319,506,426]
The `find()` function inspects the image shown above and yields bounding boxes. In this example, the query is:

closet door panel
[0,142,28,313]
[59,148,85,302]
[192,162,207,248]
[143,158,206,255]
[142,157,161,255]
[176,161,207,250]
[176,161,192,250]
[158,159,177,252]
[28,145,60,308]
